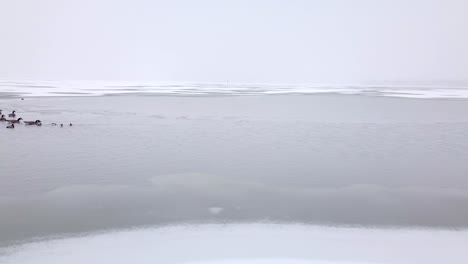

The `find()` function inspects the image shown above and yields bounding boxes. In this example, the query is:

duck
[24,120,42,126]
[6,124,14,129]
[7,118,23,124]
[0,115,6,121]
[8,111,16,118]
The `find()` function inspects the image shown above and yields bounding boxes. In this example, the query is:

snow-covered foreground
[1,224,467,264]
[186,260,363,264]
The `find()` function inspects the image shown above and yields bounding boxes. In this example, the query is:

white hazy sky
[1,0,468,85]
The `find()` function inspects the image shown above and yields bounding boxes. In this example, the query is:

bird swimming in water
[69,123,73,126]
[0,115,6,121]
[6,124,14,129]
[7,118,23,124]
[24,120,42,126]
[8,111,16,118]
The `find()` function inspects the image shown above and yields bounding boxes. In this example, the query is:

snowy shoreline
[1,223,467,264]
[2,81,468,99]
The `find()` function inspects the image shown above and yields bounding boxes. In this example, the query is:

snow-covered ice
[1,223,467,264]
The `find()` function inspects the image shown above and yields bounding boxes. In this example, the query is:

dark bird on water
[6,124,14,129]
[24,120,42,126]
[8,111,16,118]
[7,118,23,124]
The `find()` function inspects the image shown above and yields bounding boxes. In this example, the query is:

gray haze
[1,0,468,84]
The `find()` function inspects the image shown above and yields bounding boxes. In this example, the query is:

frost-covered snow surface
[1,224,467,264]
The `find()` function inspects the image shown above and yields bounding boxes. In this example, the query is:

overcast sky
[1,0,467,85]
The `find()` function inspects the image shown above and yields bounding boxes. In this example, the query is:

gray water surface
[1,94,468,248]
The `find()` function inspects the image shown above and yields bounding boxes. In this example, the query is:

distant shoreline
[2,81,468,99]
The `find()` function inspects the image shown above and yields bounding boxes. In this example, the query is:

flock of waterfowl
[0,109,72,129]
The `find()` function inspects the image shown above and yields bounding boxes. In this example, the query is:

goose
[24,120,42,126]
[0,115,6,121]
[6,124,14,129]
[7,118,23,124]
[8,111,16,118]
